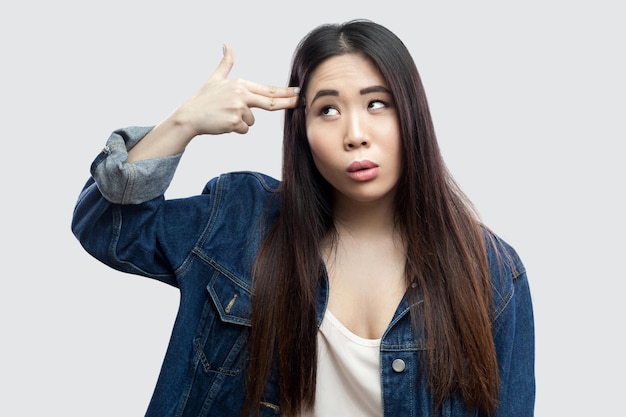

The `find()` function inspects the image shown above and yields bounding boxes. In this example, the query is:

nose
[344,112,369,150]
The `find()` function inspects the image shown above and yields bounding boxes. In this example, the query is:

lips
[347,160,379,181]
[347,160,378,172]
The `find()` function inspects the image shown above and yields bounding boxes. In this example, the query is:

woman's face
[305,53,402,208]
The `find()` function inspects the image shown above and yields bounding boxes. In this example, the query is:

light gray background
[1,1,624,415]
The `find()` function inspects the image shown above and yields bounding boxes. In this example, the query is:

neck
[331,193,397,239]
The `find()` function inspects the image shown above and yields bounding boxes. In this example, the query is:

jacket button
[392,359,406,373]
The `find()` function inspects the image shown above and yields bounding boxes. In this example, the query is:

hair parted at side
[244,19,499,417]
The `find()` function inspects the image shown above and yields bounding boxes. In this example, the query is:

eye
[321,105,339,117]
[368,99,387,110]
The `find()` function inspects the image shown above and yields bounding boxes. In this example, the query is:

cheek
[306,125,329,160]
[307,140,329,169]
[306,134,338,180]
[385,124,402,157]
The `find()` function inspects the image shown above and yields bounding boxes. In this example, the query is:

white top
[301,310,383,417]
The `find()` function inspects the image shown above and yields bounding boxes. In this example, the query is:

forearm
[127,110,196,162]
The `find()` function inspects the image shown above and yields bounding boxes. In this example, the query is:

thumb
[209,43,234,81]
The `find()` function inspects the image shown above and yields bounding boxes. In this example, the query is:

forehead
[307,53,386,91]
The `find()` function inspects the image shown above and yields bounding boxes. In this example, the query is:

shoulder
[482,228,528,319]
[201,171,281,196]
[198,171,281,236]
[484,230,525,280]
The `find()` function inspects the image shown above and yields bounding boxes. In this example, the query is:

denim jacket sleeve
[91,126,183,204]
[72,126,203,287]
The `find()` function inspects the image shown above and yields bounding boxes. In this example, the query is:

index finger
[246,81,301,110]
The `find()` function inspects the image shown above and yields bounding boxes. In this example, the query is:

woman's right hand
[178,44,300,136]
[127,44,300,162]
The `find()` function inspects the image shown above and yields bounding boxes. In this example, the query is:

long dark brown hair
[244,19,498,416]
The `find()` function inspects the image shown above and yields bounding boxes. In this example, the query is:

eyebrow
[309,85,391,106]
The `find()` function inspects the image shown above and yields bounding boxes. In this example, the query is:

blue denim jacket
[72,127,535,417]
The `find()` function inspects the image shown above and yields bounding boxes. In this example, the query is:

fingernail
[293,87,301,94]
[222,44,226,56]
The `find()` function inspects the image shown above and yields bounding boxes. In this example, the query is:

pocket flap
[207,272,253,326]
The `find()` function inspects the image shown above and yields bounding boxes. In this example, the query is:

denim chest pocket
[194,271,253,376]
[207,270,253,327]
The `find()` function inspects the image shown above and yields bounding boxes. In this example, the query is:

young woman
[72,19,535,417]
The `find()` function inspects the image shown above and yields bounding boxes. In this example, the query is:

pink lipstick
[347,160,379,181]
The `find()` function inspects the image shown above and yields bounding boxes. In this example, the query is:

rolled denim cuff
[91,126,183,204]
